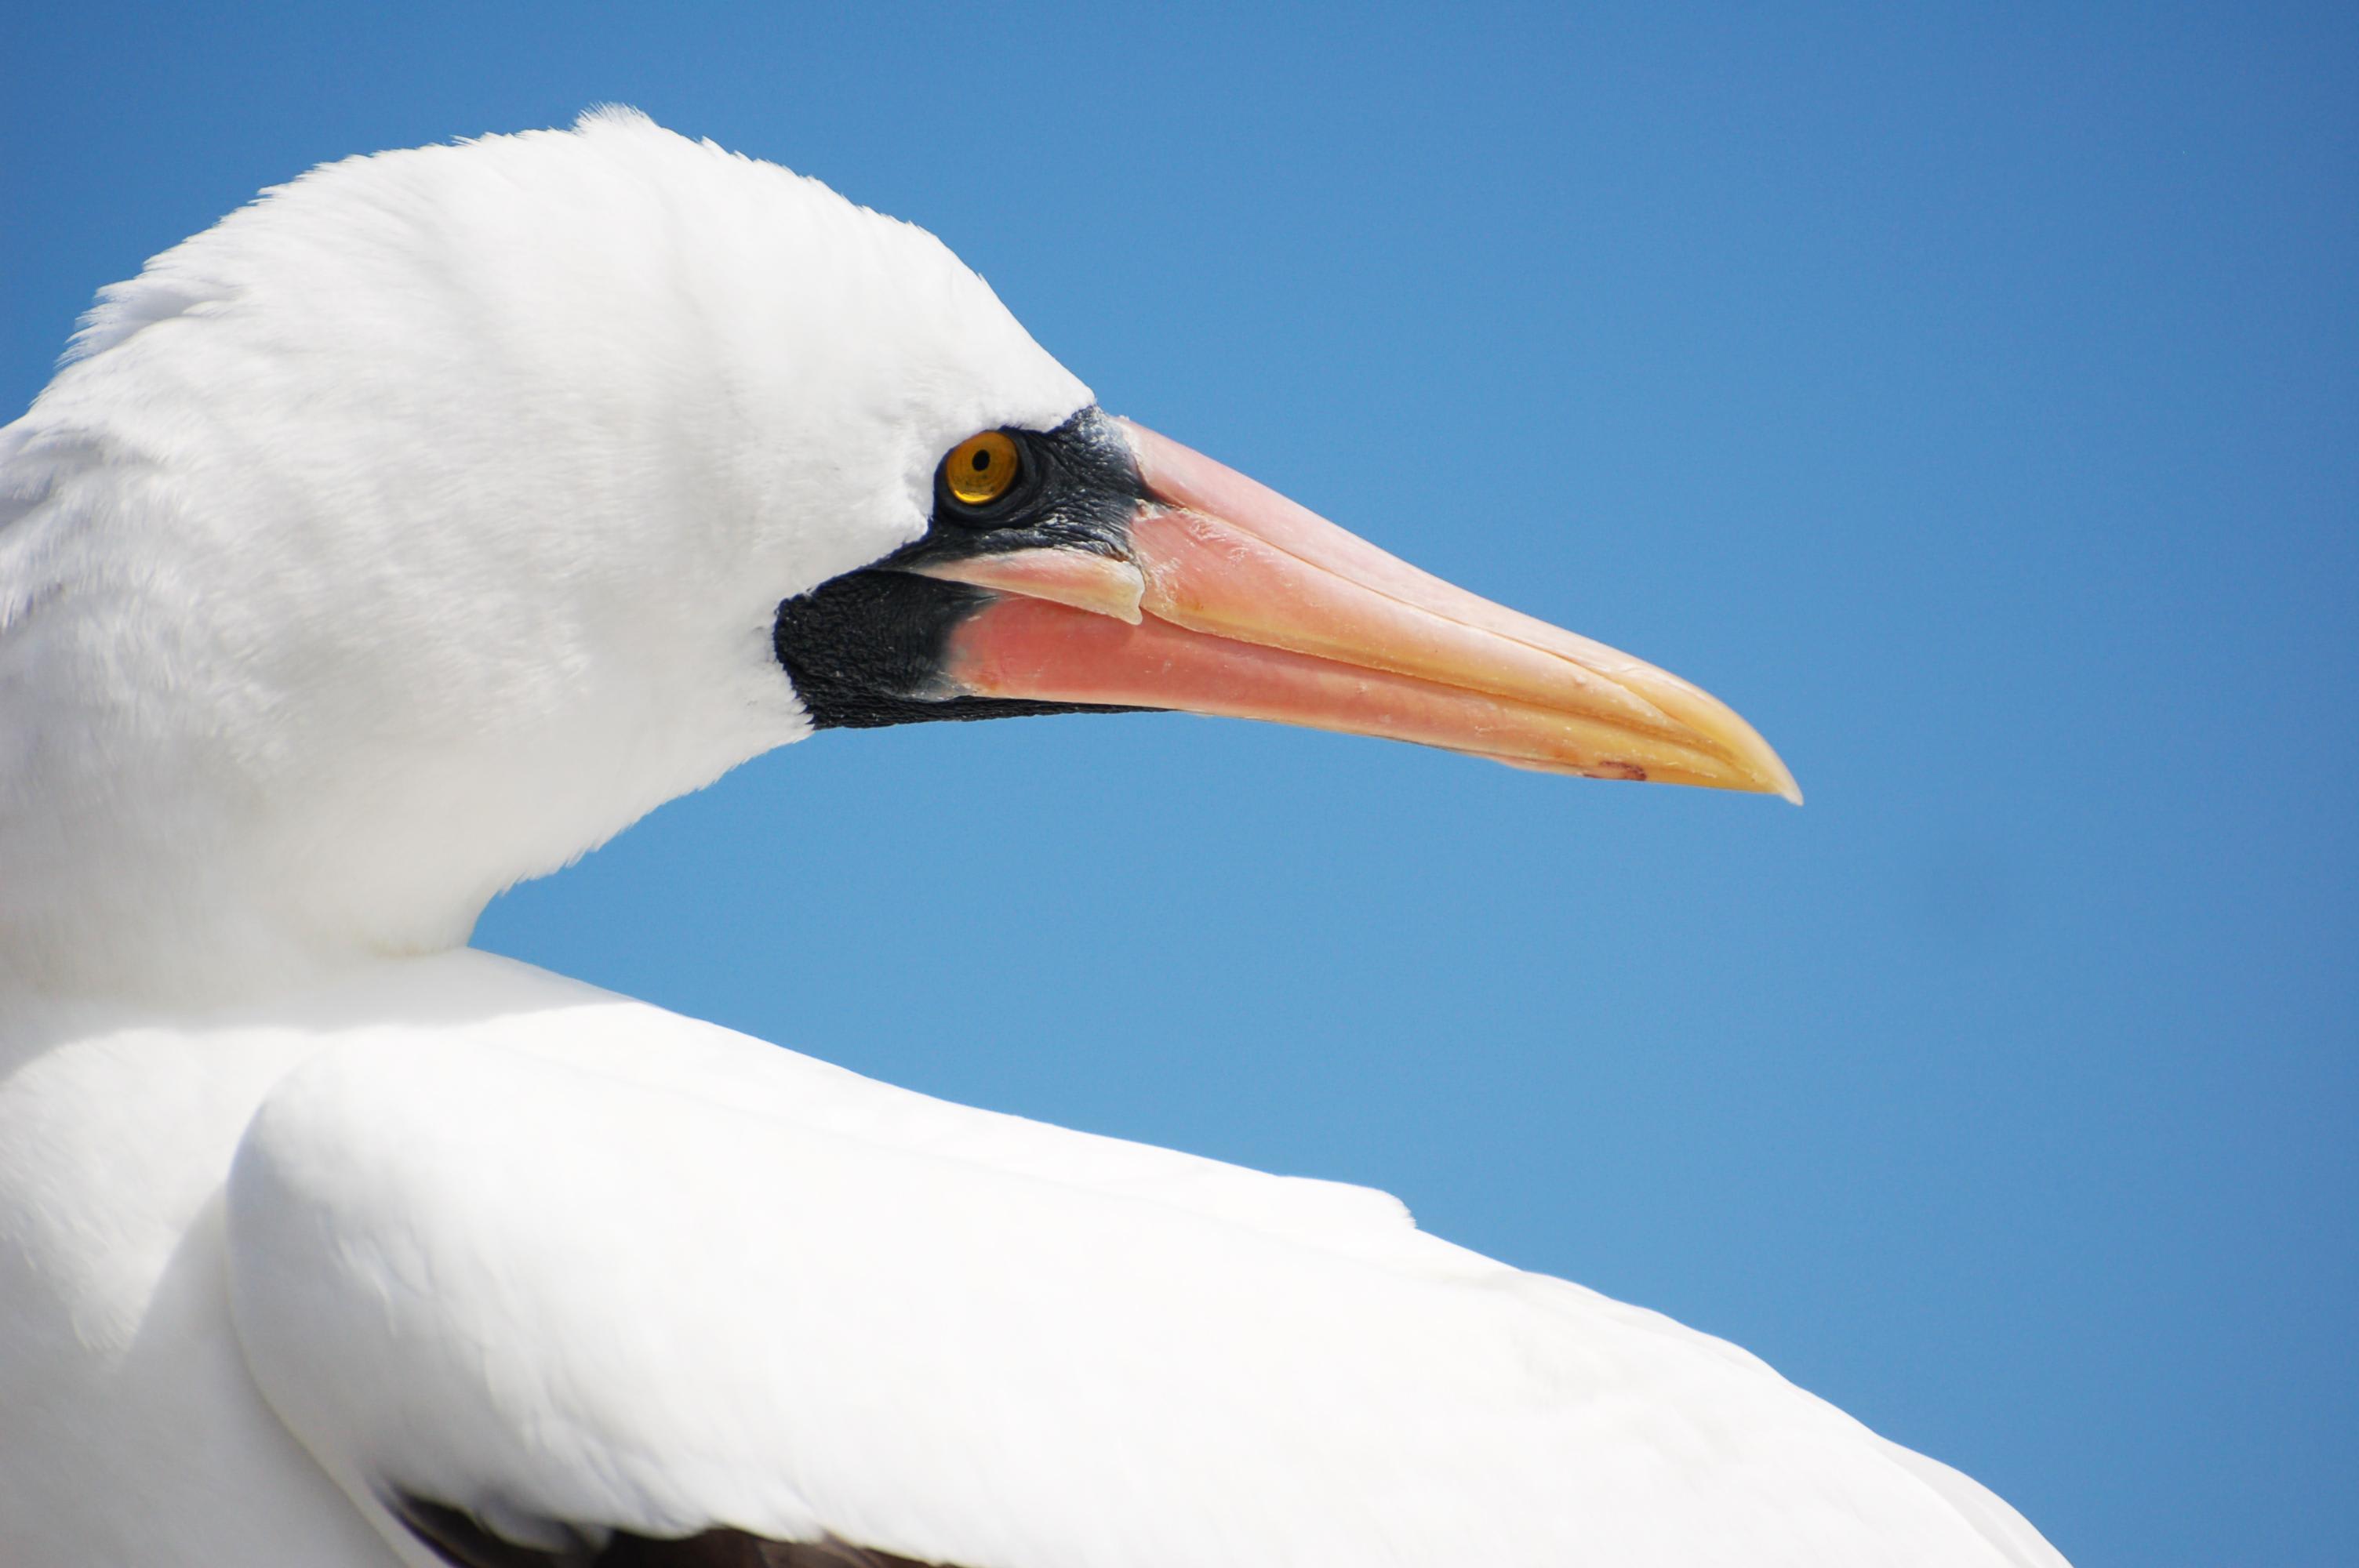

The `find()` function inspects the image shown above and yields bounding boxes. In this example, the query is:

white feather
[0,113,2068,1567]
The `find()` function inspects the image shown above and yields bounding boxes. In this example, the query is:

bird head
[0,109,1793,998]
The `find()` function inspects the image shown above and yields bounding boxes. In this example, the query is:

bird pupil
[971,450,991,472]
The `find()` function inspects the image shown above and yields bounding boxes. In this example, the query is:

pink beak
[911,419,1800,801]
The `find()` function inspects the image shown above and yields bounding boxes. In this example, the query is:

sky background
[5,4,2353,1563]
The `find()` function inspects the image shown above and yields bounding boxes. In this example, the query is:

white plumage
[0,111,2066,1567]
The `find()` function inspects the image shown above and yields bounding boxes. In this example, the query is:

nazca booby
[0,110,2065,1568]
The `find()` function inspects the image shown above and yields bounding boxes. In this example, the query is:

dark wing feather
[391,1494,944,1568]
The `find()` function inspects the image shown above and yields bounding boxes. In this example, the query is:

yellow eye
[943,430,1022,507]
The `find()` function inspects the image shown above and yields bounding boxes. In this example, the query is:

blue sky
[6,4,2353,1563]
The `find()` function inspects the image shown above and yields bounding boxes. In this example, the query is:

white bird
[0,111,2066,1568]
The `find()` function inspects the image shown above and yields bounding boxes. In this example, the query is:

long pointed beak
[918,419,1799,801]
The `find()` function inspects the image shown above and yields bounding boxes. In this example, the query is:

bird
[0,109,2066,1568]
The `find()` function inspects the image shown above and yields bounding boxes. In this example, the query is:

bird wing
[223,979,2065,1568]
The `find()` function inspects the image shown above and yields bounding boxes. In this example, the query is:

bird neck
[0,430,804,1011]
[0,740,485,1008]
[0,649,791,1010]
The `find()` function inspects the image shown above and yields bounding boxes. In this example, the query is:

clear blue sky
[6,5,2352,1563]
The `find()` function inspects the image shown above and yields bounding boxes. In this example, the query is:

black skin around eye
[776,406,1150,729]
